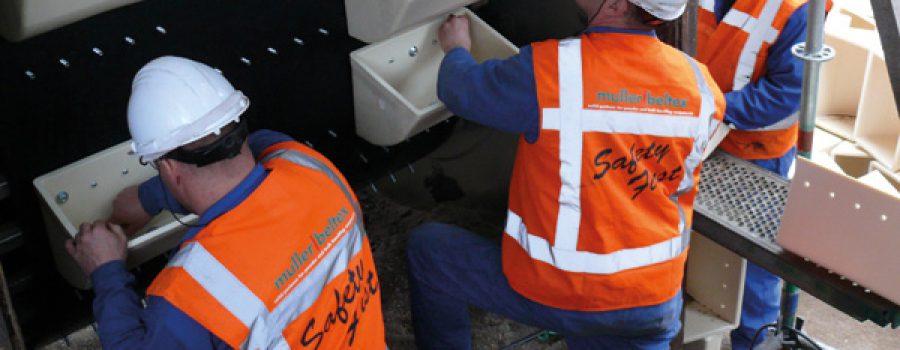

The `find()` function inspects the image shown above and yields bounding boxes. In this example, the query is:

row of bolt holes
[24,26,331,80]
[803,181,889,222]
[29,25,455,197]
[27,23,443,196]
[53,122,444,202]
[802,255,876,294]
[714,262,876,312]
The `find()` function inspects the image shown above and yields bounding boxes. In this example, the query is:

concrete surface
[36,189,899,349]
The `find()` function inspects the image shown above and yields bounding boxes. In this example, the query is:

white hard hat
[127,56,250,162]
[629,0,688,21]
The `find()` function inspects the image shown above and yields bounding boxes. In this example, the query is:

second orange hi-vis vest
[697,0,830,159]
[147,141,386,350]
[502,33,726,312]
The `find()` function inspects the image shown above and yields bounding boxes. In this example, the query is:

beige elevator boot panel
[33,141,196,289]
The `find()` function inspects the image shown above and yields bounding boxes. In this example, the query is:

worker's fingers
[106,222,127,241]
[78,222,93,235]
[76,223,92,243]
[65,239,77,257]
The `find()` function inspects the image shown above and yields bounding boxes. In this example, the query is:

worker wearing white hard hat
[66,56,387,349]
[407,0,726,349]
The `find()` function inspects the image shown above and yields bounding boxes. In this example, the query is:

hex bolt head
[56,191,69,204]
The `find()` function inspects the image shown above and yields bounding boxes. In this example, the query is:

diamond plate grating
[695,153,791,244]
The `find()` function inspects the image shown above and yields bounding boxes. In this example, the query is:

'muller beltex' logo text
[597,89,688,108]
[274,207,350,290]
[314,207,350,246]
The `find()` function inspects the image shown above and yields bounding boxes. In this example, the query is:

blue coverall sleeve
[137,129,294,216]
[437,46,541,143]
[723,4,808,130]
[91,261,228,350]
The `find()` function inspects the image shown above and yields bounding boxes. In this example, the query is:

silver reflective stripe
[542,108,701,138]
[752,111,798,131]
[263,148,364,228]
[169,220,365,349]
[732,0,783,90]
[505,211,683,274]
[168,242,269,350]
[247,222,365,349]
[674,54,718,249]
[700,0,715,12]
[553,38,584,251]
[169,243,268,329]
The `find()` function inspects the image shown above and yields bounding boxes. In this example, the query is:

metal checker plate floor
[695,153,790,244]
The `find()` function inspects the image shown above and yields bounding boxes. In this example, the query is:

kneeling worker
[407,0,725,348]
[66,56,386,349]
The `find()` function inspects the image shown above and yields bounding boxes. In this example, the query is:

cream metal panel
[350,8,517,146]
[778,158,900,305]
[33,141,195,289]
[0,0,139,42]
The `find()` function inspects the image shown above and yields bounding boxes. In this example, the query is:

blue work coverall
[710,1,810,349]
[406,27,684,350]
[91,130,292,349]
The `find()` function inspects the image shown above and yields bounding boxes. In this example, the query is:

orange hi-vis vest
[697,0,826,160]
[147,141,386,350]
[502,33,726,312]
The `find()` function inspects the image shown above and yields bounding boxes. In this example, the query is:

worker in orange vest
[406,0,726,348]
[696,1,829,348]
[65,56,386,349]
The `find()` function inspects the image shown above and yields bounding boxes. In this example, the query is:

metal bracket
[791,42,836,63]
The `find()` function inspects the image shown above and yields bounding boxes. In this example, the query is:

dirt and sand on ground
[358,189,566,350]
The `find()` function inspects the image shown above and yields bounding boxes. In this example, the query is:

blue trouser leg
[730,150,794,350]
[731,262,783,350]
[407,222,682,350]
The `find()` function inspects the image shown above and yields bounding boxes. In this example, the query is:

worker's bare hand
[110,186,151,237]
[66,221,127,276]
[439,14,472,53]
